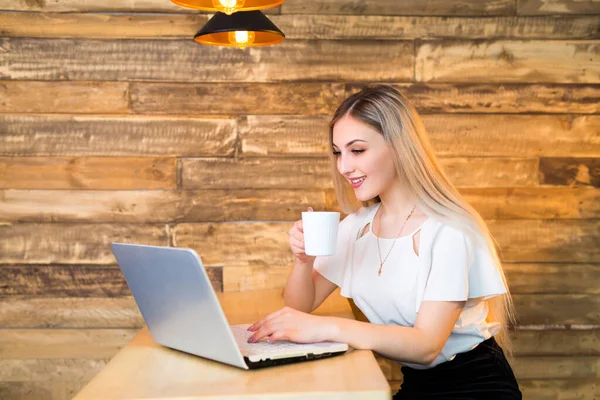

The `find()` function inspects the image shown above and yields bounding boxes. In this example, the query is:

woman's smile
[333,115,398,202]
[349,176,366,188]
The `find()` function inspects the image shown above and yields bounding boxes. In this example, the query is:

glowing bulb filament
[212,0,245,14]
[228,30,255,49]
[235,31,249,44]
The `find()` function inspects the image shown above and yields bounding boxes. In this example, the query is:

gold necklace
[376,205,417,276]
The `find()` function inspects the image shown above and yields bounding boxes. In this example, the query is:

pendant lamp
[171,0,284,15]
[194,10,285,49]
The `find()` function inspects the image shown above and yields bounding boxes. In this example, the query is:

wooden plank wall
[0,0,599,398]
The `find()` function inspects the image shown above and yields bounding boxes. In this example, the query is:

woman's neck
[377,185,415,219]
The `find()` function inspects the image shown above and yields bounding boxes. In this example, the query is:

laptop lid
[111,243,249,369]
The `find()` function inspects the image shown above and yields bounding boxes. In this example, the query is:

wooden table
[74,289,391,399]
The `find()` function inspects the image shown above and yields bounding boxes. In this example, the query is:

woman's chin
[354,188,375,202]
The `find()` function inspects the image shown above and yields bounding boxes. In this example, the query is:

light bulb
[228,30,255,49]
[212,0,245,15]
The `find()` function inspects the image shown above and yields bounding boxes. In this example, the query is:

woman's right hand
[289,208,316,265]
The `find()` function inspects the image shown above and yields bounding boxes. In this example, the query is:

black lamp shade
[171,0,284,12]
[194,10,285,47]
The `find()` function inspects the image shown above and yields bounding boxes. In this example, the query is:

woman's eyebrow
[332,139,367,148]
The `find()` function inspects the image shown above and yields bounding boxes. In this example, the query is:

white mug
[301,211,340,256]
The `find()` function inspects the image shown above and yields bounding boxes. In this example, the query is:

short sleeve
[422,225,506,303]
[468,236,507,300]
[313,213,357,298]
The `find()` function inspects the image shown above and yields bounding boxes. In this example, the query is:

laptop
[111,243,349,370]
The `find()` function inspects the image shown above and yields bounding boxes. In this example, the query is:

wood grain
[375,356,407,381]
[0,13,209,39]
[379,353,600,381]
[281,0,517,15]
[0,357,600,394]
[519,379,600,400]
[173,222,293,268]
[0,157,177,190]
[439,157,539,187]
[512,329,600,356]
[0,189,335,223]
[172,220,600,268]
[2,341,599,400]
[0,358,108,382]
[239,115,600,157]
[275,14,600,40]
[0,0,210,12]
[461,187,600,219]
[0,329,136,359]
[0,115,236,157]
[0,266,130,298]
[367,83,600,114]
[239,115,330,156]
[504,263,600,294]
[2,220,596,265]
[181,157,334,190]
[1,294,598,328]
[425,115,600,157]
[1,187,598,222]
[0,0,280,13]
[181,157,539,189]
[4,13,600,40]
[12,81,597,118]
[1,328,597,360]
[372,377,599,400]
[2,290,356,400]
[0,190,183,223]
[488,219,600,263]
[0,265,223,296]
[0,38,413,82]
[0,189,334,223]
[514,294,600,325]
[0,2,597,397]
[416,40,600,83]
[0,379,86,400]
[0,223,170,264]
[384,365,600,390]
[0,81,128,113]
[3,262,599,296]
[380,350,600,380]
[0,311,597,400]
[515,356,600,379]
[114,262,600,295]
[517,0,600,15]
[540,158,600,187]
[130,83,344,115]
[224,265,290,292]
[0,297,144,328]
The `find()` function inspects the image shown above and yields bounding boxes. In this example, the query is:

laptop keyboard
[231,325,303,355]
[229,324,348,364]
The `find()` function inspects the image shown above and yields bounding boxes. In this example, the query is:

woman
[247,85,522,399]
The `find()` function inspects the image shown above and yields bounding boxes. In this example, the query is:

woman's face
[332,114,398,202]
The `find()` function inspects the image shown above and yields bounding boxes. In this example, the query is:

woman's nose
[338,154,354,175]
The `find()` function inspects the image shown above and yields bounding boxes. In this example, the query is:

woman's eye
[332,149,363,156]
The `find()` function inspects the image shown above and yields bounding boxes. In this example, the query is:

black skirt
[393,336,522,400]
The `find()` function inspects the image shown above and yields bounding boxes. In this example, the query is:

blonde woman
[247,85,522,399]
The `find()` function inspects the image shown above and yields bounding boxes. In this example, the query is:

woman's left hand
[247,307,336,344]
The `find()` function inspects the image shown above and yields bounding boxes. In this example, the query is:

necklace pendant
[375,204,416,278]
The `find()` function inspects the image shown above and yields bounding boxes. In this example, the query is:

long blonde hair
[328,85,517,359]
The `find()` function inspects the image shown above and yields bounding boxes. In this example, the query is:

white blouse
[314,203,507,369]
